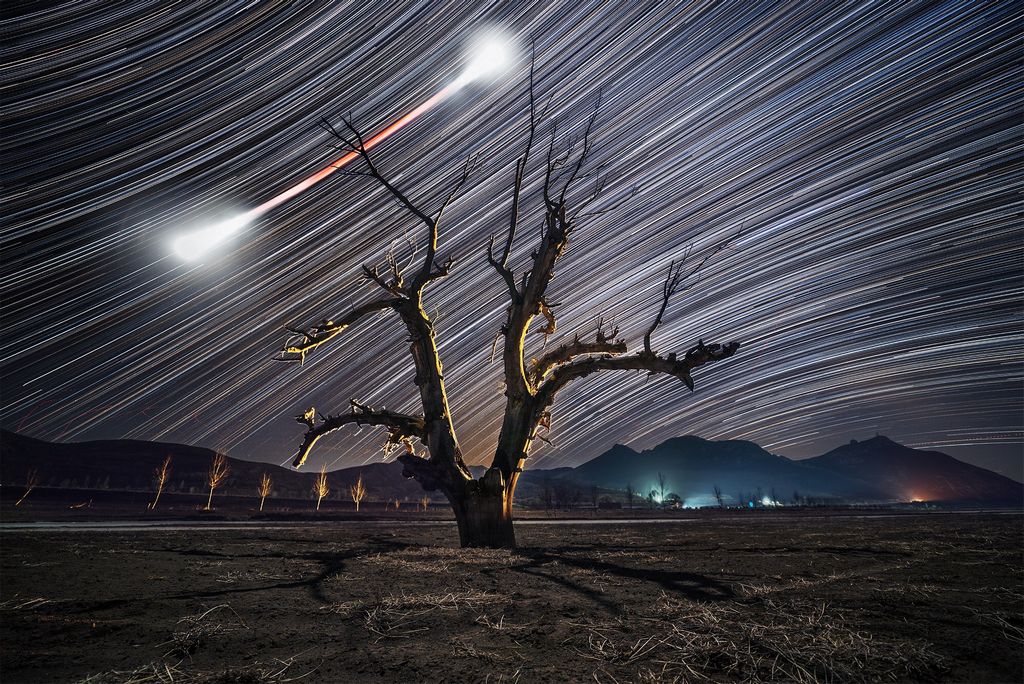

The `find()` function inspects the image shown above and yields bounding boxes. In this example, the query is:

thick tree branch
[291,400,426,469]
[529,323,627,387]
[278,298,398,363]
[535,340,741,414]
[311,115,476,494]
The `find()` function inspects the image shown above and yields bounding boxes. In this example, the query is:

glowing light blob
[455,35,512,86]
[172,213,253,261]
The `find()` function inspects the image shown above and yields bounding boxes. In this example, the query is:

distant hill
[0,430,428,502]
[803,436,1023,504]
[564,436,887,505]
[565,435,1021,505]
[2,429,1019,506]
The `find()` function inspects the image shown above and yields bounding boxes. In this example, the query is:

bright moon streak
[172,37,512,261]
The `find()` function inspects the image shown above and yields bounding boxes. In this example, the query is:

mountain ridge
[1,429,1020,505]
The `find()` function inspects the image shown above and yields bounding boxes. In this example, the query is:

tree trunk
[259,496,266,511]
[206,487,214,510]
[451,468,516,548]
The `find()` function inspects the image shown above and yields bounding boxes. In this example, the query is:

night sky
[2,1,1020,479]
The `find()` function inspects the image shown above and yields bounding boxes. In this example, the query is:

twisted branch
[278,298,397,363]
[292,400,426,468]
[529,321,627,387]
[535,339,741,413]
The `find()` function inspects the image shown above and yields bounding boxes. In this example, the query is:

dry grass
[361,546,523,575]
[362,551,452,574]
[970,608,1024,645]
[214,569,283,584]
[322,588,509,642]
[160,604,248,660]
[566,593,945,683]
[736,561,914,598]
[475,612,532,633]
[75,650,319,684]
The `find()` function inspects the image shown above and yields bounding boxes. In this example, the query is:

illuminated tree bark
[278,66,739,548]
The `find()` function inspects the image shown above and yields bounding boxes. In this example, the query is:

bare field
[1,513,1021,683]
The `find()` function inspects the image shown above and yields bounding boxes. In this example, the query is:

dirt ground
[1,512,1021,683]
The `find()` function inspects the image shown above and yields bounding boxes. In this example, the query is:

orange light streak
[249,83,460,219]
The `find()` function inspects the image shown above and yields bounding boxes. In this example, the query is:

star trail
[1,1,1020,477]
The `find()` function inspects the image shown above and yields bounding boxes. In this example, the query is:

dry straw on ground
[567,592,945,683]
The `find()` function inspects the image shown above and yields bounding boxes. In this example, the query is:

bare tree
[278,67,739,547]
[420,495,431,512]
[625,482,635,512]
[713,484,724,508]
[314,465,330,511]
[15,468,40,507]
[149,455,172,510]
[657,473,668,502]
[205,453,229,511]
[258,472,272,511]
[349,473,367,512]
[589,485,599,511]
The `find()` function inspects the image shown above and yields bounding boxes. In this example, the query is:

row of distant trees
[9,456,435,512]
[538,474,685,512]
[536,473,842,510]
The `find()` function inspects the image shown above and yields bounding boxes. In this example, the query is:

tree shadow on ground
[523,548,734,600]
[62,536,418,614]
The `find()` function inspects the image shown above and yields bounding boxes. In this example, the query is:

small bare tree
[205,453,229,511]
[277,65,739,547]
[625,482,635,512]
[149,455,172,510]
[657,473,668,503]
[314,466,330,511]
[258,472,273,511]
[420,495,431,511]
[349,473,367,512]
[15,468,40,507]
[713,484,724,508]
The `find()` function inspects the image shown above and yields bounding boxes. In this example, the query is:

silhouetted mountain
[565,435,886,505]
[804,436,1023,504]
